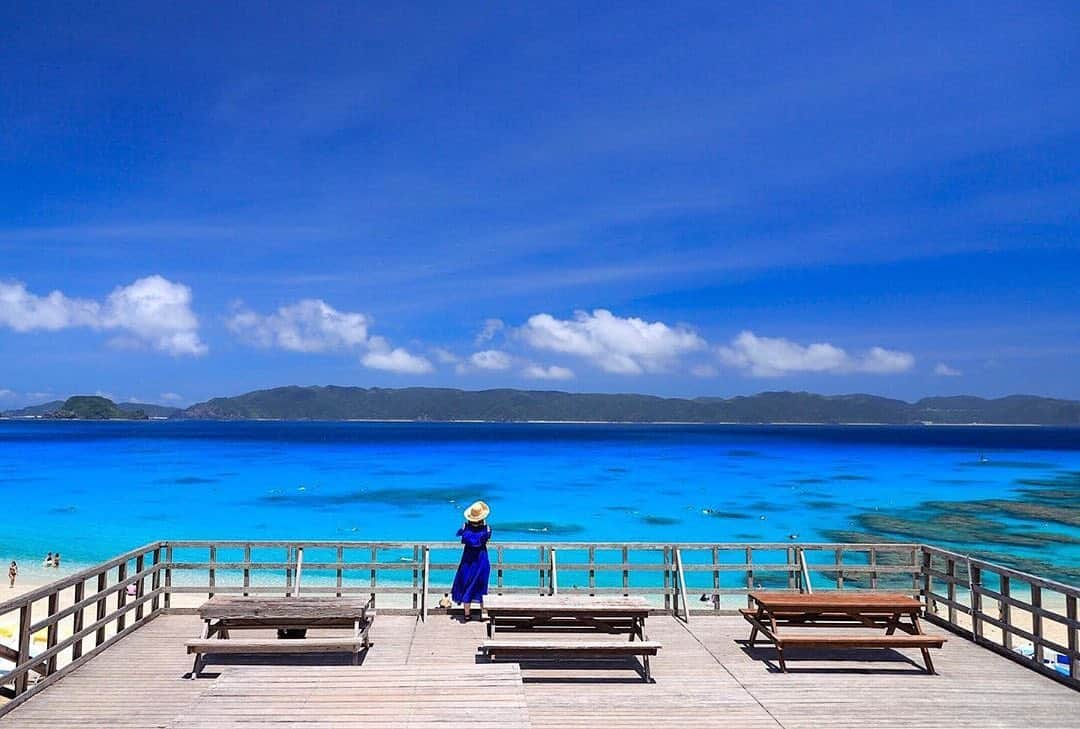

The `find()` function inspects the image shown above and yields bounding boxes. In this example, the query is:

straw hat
[463,500,490,523]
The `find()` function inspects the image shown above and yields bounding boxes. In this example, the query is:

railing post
[549,548,558,595]
[969,561,982,641]
[920,548,932,612]
[134,553,146,622]
[15,602,31,695]
[946,558,957,624]
[621,546,629,597]
[999,575,1012,650]
[1068,595,1078,680]
[871,547,879,590]
[832,548,842,592]
[538,546,546,595]
[243,544,251,597]
[421,546,430,622]
[294,547,305,597]
[745,546,754,610]
[497,546,505,594]
[786,547,796,590]
[116,561,128,632]
[674,548,689,623]
[587,546,596,597]
[411,546,418,609]
[711,547,720,613]
[208,546,216,599]
[151,547,161,613]
[1031,584,1043,664]
[663,547,671,613]
[369,547,377,608]
[797,548,812,595]
[95,571,108,646]
[45,591,59,674]
[72,579,86,659]
[164,544,172,610]
[285,546,293,596]
[338,546,346,599]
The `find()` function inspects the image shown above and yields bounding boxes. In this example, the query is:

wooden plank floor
[170,664,529,728]
[3,613,1078,728]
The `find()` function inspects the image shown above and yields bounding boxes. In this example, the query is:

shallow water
[1,421,1078,579]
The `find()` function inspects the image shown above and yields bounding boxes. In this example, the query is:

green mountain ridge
[167,386,1080,425]
[6,387,1078,424]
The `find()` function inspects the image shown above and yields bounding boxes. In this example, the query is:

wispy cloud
[521,364,574,381]
[456,349,513,374]
[933,362,962,377]
[717,331,914,377]
[0,276,206,356]
[474,318,505,345]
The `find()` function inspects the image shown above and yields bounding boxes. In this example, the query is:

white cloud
[521,364,575,380]
[475,318,505,344]
[0,388,15,399]
[0,282,99,331]
[933,362,962,377]
[0,276,205,355]
[466,350,513,371]
[717,331,914,377]
[361,344,434,375]
[101,276,206,355]
[519,309,706,374]
[431,347,460,364]
[160,392,184,403]
[690,364,719,378]
[227,298,369,353]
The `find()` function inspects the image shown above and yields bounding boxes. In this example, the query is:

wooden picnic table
[480,594,661,681]
[742,591,945,674]
[187,596,374,677]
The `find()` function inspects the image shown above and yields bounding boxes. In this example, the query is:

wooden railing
[921,544,1079,688]
[157,540,922,619]
[0,542,165,713]
[2,539,1076,714]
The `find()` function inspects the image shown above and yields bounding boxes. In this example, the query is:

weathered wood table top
[484,594,651,616]
[748,591,921,613]
[197,596,371,621]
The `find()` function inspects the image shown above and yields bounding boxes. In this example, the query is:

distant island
[4,387,1080,425]
[3,396,176,420]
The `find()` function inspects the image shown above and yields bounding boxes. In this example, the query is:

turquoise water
[1,422,1079,579]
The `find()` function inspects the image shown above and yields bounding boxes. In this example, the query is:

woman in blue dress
[451,500,492,620]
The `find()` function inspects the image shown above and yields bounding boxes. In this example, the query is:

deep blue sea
[2,421,1079,577]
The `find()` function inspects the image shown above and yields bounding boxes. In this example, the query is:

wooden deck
[3,613,1078,729]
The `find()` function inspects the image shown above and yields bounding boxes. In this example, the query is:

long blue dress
[451,523,492,604]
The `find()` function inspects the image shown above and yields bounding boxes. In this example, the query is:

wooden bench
[187,636,369,656]
[481,639,663,681]
[481,595,661,681]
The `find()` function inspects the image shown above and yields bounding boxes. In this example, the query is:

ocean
[2,421,1079,581]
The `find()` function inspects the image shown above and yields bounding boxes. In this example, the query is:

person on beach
[54,553,61,569]
[8,561,16,588]
[451,500,492,621]
[44,552,54,568]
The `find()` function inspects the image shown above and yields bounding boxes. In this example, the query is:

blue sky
[2,2,1079,406]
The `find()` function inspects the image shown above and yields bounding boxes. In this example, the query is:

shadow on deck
[3,613,1079,728]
